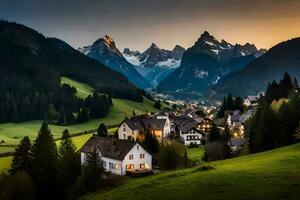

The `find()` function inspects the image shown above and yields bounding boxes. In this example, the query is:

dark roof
[124,119,144,130]
[230,138,246,146]
[178,122,196,132]
[124,118,167,130]
[142,118,166,129]
[80,136,137,160]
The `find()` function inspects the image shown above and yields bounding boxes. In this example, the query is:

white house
[177,121,203,146]
[118,116,171,143]
[80,136,152,176]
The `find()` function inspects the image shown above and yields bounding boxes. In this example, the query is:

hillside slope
[84,143,300,200]
[0,77,159,151]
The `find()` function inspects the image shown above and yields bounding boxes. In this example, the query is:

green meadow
[84,143,300,200]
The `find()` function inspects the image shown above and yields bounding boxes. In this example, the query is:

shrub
[158,142,186,170]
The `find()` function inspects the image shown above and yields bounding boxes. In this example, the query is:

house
[118,116,171,143]
[177,122,204,146]
[244,92,264,107]
[226,110,241,126]
[80,136,152,176]
[197,117,213,133]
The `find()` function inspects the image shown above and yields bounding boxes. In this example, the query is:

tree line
[217,94,244,118]
[0,71,112,124]
[247,72,300,153]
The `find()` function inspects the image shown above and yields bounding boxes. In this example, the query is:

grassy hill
[83,143,300,200]
[0,77,161,153]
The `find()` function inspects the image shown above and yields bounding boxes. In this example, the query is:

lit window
[115,164,120,170]
[103,161,107,168]
[126,164,134,170]
[140,154,145,159]
[129,155,133,160]
[140,163,146,169]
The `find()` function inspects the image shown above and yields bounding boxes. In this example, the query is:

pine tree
[77,107,89,123]
[10,136,32,174]
[97,123,108,137]
[208,123,221,142]
[31,121,58,198]
[143,129,160,154]
[226,93,234,110]
[222,124,231,142]
[57,129,80,192]
[82,147,105,192]
[293,77,299,88]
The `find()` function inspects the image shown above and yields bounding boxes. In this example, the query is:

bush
[0,171,35,200]
[158,142,187,170]
[203,142,231,162]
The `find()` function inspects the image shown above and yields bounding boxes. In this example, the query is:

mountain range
[78,35,151,89]
[0,21,143,101]
[157,31,265,98]
[123,44,185,86]
[209,37,300,99]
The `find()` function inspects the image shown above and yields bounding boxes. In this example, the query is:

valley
[0,5,300,199]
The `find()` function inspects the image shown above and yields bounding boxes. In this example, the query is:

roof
[123,117,167,131]
[178,122,197,133]
[142,118,166,129]
[230,138,246,147]
[246,95,258,102]
[80,136,137,160]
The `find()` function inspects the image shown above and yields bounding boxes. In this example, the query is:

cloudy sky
[1,0,300,51]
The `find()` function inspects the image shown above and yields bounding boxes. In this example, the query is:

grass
[186,147,204,161]
[0,77,159,151]
[61,77,94,99]
[0,156,12,173]
[84,143,300,200]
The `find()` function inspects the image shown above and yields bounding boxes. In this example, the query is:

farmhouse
[80,136,152,176]
[177,121,204,146]
[118,116,171,143]
[197,117,213,133]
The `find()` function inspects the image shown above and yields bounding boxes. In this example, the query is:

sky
[1,0,300,52]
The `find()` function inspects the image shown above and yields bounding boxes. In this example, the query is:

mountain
[123,44,185,86]
[210,37,300,99]
[79,35,150,89]
[157,31,264,98]
[0,21,146,123]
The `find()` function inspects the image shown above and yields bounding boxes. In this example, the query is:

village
[80,92,264,176]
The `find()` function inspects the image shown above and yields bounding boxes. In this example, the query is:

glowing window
[126,164,134,170]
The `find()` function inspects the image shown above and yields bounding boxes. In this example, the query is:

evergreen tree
[57,129,80,193]
[11,99,19,122]
[77,107,89,123]
[82,147,105,192]
[10,136,32,174]
[222,124,231,142]
[293,77,299,87]
[226,93,234,110]
[154,100,161,110]
[278,72,294,98]
[143,129,160,154]
[208,123,221,142]
[31,122,58,198]
[97,123,108,137]
[43,103,59,124]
